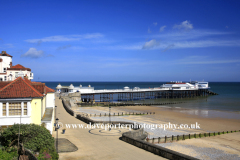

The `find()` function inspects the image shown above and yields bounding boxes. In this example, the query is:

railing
[146,130,240,144]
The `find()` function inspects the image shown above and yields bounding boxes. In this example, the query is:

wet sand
[115,105,240,132]
[77,105,240,132]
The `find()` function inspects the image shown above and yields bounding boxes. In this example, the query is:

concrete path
[53,97,166,160]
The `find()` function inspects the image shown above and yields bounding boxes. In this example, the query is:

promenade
[53,97,165,160]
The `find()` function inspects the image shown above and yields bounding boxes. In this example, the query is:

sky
[0,0,240,82]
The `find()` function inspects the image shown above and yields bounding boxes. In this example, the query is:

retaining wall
[62,99,74,116]
[122,130,199,160]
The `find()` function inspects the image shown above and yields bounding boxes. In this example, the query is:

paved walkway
[53,97,165,160]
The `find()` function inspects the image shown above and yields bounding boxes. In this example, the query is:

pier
[80,88,210,102]
[56,82,215,103]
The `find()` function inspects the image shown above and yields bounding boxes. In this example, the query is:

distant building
[56,83,94,93]
[0,77,55,134]
[0,51,34,81]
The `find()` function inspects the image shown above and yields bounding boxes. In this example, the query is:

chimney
[10,62,12,67]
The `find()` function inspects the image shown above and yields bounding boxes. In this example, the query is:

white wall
[73,87,94,93]
[0,101,32,126]
[46,93,55,108]
[0,116,31,126]
[0,56,12,73]
[6,70,33,81]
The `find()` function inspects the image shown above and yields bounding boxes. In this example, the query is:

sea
[43,82,240,119]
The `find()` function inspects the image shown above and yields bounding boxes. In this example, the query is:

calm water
[43,82,240,112]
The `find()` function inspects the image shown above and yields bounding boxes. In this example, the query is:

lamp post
[109,107,111,131]
[55,106,57,126]
[56,118,59,153]
[18,108,22,153]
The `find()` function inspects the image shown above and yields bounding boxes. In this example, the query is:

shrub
[0,124,58,159]
[0,147,18,160]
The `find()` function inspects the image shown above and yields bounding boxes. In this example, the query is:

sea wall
[62,98,74,116]
[68,92,81,107]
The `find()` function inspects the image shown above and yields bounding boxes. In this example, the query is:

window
[3,68,6,72]
[24,102,27,115]
[15,72,18,78]
[1,102,28,116]
[0,78,2,81]
[9,102,21,116]
[4,76,6,81]
[2,103,6,116]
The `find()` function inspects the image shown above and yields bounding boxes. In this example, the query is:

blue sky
[1,0,240,82]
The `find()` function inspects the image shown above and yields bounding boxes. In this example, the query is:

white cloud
[148,27,151,33]
[173,20,193,30]
[162,44,175,52]
[57,45,72,50]
[105,44,142,50]
[107,39,240,51]
[159,26,166,32]
[142,39,160,49]
[176,56,240,64]
[153,22,157,26]
[4,43,14,48]
[21,48,44,58]
[25,33,104,43]
[173,40,240,48]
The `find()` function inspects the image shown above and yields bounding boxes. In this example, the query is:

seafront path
[53,97,166,160]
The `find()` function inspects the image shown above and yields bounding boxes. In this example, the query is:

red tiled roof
[8,64,31,71]
[0,77,55,99]
[0,77,43,98]
[0,51,12,57]
[23,77,32,84]
[45,86,55,93]
[32,83,46,94]
[24,77,56,94]
[0,81,11,89]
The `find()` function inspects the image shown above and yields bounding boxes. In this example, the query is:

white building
[56,84,94,93]
[0,51,34,81]
[161,81,209,90]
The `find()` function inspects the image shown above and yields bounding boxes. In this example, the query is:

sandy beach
[76,105,240,132]
[74,105,240,159]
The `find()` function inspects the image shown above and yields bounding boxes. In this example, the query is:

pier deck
[79,88,209,102]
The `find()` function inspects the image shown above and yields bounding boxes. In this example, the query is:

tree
[0,124,58,159]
